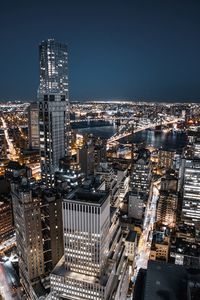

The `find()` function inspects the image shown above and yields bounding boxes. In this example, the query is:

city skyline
[1,2,200,298]
[1,0,200,102]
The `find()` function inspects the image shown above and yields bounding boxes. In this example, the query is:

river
[76,126,187,151]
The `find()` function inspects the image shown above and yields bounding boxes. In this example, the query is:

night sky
[1,0,200,102]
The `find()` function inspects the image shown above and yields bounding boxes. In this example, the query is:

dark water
[77,126,188,151]
[121,130,188,151]
[77,126,116,139]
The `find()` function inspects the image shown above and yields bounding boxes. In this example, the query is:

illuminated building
[181,158,200,226]
[38,39,71,186]
[20,148,41,180]
[130,148,151,199]
[63,190,110,276]
[11,179,44,299]
[160,170,178,192]
[157,149,175,169]
[0,195,13,243]
[124,230,137,261]
[0,128,7,160]
[170,224,200,268]
[149,227,170,262]
[156,191,178,227]
[95,163,118,205]
[50,189,129,299]
[5,161,32,180]
[28,102,40,149]
[11,178,64,299]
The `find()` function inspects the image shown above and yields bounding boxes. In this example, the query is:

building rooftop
[66,188,109,205]
[126,230,137,243]
[52,256,112,287]
[171,238,200,257]
[144,261,200,300]
[6,161,27,170]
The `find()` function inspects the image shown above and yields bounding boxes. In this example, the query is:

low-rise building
[149,227,170,262]
[125,230,137,261]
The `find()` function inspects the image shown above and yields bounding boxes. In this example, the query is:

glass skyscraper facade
[38,39,71,186]
[39,39,68,95]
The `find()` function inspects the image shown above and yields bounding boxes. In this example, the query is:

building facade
[50,189,129,300]
[156,191,178,227]
[181,158,200,226]
[38,39,71,186]
[28,102,40,149]
[11,178,64,299]
[11,180,44,299]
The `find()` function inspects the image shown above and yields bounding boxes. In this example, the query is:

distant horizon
[1,1,200,102]
[0,98,199,105]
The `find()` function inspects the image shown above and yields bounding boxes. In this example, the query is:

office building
[181,158,200,226]
[124,230,137,261]
[160,170,178,192]
[156,191,178,227]
[50,189,129,300]
[149,227,170,262]
[157,149,175,169]
[77,143,95,177]
[128,192,144,220]
[11,177,63,299]
[40,189,64,274]
[130,148,151,199]
[63,190,110,277]
[11,179,45,299]
[28,102,40,149]
[95,163,118,206]
[0,195,13,243]
[38,39,71,186]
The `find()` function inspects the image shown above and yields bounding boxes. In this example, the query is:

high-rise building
[156,191,178,227]
[157,149,175,169]
[77,143,95,177]
[28,102,40,149]
[63,190,110,277]
[181,158,200,226]
[50,189,129,300]
[40,189,64,274]
[128,192,144,220]
[11,177,64,299]
[38,39,71,186]
[11,180,44,299]
[0,195,13,243]
[95,163,118,205]
[130,148,151,199]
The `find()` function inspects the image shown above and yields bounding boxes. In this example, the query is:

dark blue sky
[0,0,200,102]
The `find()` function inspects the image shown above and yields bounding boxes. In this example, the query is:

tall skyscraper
[11,180,44,299]
[50,189,129,299]
[63,190,110,277]
[11,178,64,299]
[38,39,71,186]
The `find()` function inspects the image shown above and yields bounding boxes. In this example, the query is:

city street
[1,117,18,161]
[133,180,160,279]
[0,259,19,300]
